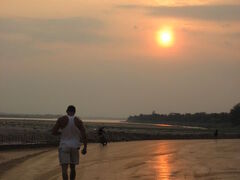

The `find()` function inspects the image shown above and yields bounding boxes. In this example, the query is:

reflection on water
[153,143,172,180]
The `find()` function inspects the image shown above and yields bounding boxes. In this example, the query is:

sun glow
[156,28,174,47]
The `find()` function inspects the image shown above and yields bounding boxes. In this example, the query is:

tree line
[127,103,240,127]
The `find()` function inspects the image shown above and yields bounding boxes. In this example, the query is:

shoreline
[0,135,240,150]
[0,118,239,149]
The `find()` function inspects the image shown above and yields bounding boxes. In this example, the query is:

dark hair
[66,105,76,114]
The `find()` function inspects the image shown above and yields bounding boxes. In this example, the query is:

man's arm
[75,118,87,150]
[52,118,61,135]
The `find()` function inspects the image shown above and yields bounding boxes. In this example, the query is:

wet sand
[1,139,240,180]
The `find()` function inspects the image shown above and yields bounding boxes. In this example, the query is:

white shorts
[58,147,79,165]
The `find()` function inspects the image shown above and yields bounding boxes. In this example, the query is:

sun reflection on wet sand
[153,143,172,180]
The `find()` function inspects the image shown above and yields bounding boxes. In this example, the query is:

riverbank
[0,119,239,147]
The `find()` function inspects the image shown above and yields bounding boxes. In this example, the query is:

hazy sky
[0,0,239,117]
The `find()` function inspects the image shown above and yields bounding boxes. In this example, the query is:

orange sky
[0,0,240,117]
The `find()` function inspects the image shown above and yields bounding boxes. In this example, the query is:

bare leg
[61,164,68,180]
[70,164,76,180]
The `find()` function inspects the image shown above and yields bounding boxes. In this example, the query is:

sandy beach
[1,139,240,180]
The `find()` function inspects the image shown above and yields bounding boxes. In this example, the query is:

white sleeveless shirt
[59,115,81,148]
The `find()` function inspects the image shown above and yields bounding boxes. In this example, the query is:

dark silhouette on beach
[52,105,87,180]
[214,129,218,138]
[98,127,107,146]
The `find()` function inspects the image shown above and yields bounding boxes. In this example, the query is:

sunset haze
[0,0,239,117]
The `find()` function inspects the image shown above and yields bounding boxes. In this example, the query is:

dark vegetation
[128,103,240,128]
[230,103,240,125]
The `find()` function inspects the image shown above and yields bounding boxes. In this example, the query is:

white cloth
[58,147,79,165]
[59,115,81,148]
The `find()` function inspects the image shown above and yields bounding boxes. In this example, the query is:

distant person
[52,105,87,180]
[214,129,218,138]
[98,127,107,146]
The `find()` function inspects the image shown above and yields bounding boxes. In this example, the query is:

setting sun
[156,28,174,47]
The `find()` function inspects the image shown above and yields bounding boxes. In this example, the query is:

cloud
[0,17,107,43]
[117,4,240,21]
[116,4,139,9]
[228,32,240,38]
[0,33,50,60]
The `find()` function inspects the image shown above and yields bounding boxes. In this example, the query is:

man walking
[52,105,87,180]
